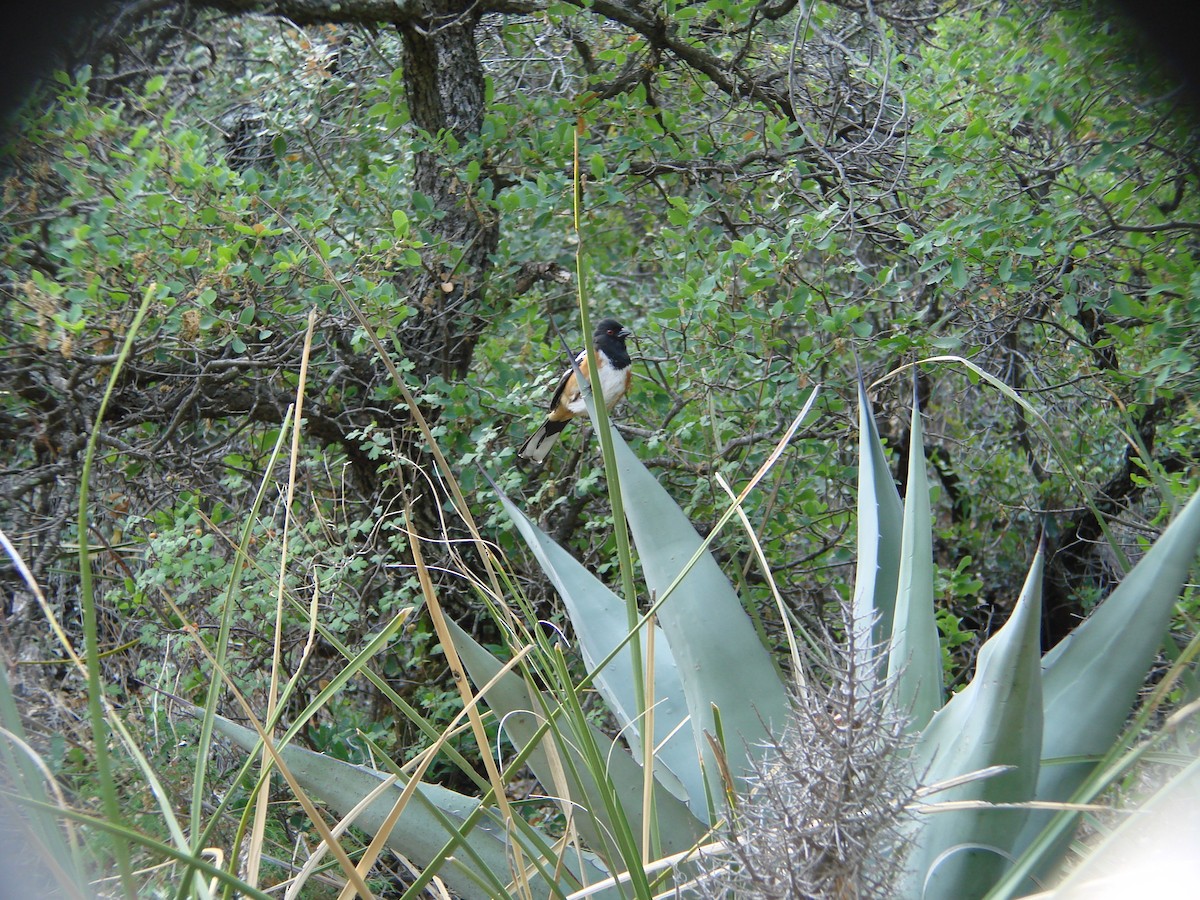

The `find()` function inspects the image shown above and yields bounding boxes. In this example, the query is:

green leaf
[495,491,706,813]
[887,377,944,730]
[951,257,968,289]
[1012,488,1200,872]
[605,424,790,799]
[902,549,1045,900]
[444,618,709,864]
[208,713,611,900]
[850,319,873,337]
[589,152,606,181]
[852,375,905,670]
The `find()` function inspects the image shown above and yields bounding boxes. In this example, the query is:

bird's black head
[594,318,633,342]
[593,318,633,368]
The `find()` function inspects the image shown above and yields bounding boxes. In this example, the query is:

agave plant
[852,372,1200,899]
[206,367,1200,900]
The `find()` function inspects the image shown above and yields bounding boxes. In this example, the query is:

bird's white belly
[566,355,627,413]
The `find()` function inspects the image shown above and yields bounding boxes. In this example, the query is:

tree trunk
[396,3,499,382]
[189,0,500,382]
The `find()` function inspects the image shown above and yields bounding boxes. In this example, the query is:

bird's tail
[518,419,568,463]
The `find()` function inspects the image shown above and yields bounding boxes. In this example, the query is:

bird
[518,318,634,463]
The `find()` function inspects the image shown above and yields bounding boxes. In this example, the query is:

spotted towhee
[518,318,634,463]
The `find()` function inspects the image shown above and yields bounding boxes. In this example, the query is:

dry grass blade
[249,307,318,890]
[400,505,535,900]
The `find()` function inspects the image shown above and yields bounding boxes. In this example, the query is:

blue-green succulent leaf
[602,423,790,799]
[887,377,944,730]
[495,490,705,813]
[1012,488,1200,869]
[1039,753,1200,897]
[208,713,610,899]
[902,549,1045,900]
[444,618,710,864]
[853,375,905,672]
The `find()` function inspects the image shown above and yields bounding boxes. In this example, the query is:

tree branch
[572,0,796,120]
[191,0,423,26]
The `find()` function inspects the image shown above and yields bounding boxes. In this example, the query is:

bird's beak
[619,326,633,338]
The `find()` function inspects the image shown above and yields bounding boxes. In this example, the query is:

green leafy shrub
[4,4,1200,895]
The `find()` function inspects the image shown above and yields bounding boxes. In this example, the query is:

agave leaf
[902,549,1045,900]
[208,713,609,899]
[887,377,944,730]
[603,424,790,797]
[444,618,710,864]
[852,374,905,671]
[1039,488,1200,762]
[495,490,705,812]
[1012,488,1200,866]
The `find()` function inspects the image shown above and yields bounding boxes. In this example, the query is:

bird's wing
[546,350,590,419]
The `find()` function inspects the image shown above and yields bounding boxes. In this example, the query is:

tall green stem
[573,120,645,718]
[77,283,156,896]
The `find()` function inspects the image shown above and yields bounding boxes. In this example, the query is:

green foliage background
[2,0,1198,887]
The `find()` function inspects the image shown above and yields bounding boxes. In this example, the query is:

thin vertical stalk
[189,408,292,823]
[77,283,156,896]
[572,116,645,720]
[247,308,317,888]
